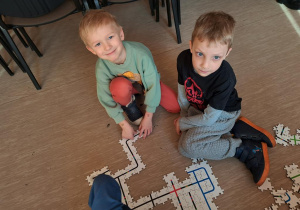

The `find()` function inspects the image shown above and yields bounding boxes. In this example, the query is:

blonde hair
[191,11,235,48]
[79,10,120,45]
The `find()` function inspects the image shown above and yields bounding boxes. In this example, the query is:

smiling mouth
[106,49,116,56]
[198,69,208,74]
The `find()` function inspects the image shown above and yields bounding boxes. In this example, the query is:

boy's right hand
[119,120,136,140]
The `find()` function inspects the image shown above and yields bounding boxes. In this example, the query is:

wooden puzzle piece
[273,124,300,146]
[258,178,274,192]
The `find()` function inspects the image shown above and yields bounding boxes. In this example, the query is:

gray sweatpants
[178,107,242,160]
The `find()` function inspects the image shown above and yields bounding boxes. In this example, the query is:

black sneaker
[231,117,276,147]
[121,96,143,125]
[235,140,269,186]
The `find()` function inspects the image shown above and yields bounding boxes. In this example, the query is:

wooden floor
[1,0,299,209]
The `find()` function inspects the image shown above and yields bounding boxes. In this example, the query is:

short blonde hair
[79,10,120,45]
[191,11,235,48]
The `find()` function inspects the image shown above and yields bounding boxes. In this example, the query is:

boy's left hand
[139,112,153,139]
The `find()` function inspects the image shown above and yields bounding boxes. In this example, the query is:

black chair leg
[83,0,91,10]
[13,28,29,48]
[177,0,181,24]
[0,55,14,76]
[18,27,43,57]
[166,0,172,27]
[1,28,41,90]
[93,0,101,9]
[171,0,181,44]
[0,35,26,73]
[149,0,155,16]
[155,0,159,22]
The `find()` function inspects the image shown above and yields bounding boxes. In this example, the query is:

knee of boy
[110,77,132,94]
[110,77,133,104]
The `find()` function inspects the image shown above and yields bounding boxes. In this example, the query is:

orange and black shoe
[231,117,276,147]
[235,140,269,186]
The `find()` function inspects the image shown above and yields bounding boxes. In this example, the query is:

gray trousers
[178,107,242,160]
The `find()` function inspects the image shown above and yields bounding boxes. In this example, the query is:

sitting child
[174,11,276,186]
[79,10,180,140]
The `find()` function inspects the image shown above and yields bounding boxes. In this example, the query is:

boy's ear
[189,40,192,53]
[226,48,232,57]
[120,27,125,41]
[86,45,96,55]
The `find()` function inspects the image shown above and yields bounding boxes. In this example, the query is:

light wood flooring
[1,0,299,209]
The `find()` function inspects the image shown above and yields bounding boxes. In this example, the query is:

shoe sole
[256,142,269,186]
[238,117,276,147]
[132,117,143,126]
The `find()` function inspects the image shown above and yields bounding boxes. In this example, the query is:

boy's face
[86,23,125,64]
[189,38,232,77]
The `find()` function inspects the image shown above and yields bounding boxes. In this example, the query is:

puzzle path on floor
[86,123,299,209]
[260,124,300,210]
[273,124,300,147]
[86,134,223,209]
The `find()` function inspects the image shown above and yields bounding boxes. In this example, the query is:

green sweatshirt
[95,41,161,124]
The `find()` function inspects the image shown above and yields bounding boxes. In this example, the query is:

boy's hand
[139,112,153,139]
[119,120,136,140]
[174,117,181,135]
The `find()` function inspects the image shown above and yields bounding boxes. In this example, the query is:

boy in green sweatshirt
[79,10,179,140]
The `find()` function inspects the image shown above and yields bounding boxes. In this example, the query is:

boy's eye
[196,52,203,57]
[214,56,221,60]
[95,42,101,47]
[108,36,113,40]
